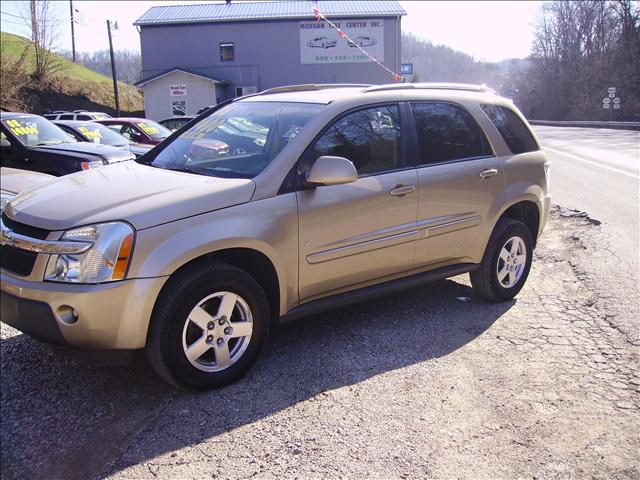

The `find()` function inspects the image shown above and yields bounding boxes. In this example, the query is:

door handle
[390,185,415,197]
[479,168,498,179]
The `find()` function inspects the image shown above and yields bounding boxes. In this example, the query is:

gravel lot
[1,208,639,479]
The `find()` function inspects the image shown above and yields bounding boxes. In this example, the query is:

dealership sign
[170,84,187,96]
[299,19,384,64]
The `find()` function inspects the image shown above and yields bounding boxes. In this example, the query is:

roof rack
[364,83,496,94]
[259,84,372,96]
[73,109,89,113]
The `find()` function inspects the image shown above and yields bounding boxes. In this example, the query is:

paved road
[534,126,639,344]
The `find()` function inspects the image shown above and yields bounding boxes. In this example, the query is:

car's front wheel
[470,218,533,301]
[146,263,270,390]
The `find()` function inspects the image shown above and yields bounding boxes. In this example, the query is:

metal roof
[135,67,225,87]
[134,1,406,26]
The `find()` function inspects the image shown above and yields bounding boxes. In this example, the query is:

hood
[30,142,134,163]
[1,167,56,195]
[5,161,256,231]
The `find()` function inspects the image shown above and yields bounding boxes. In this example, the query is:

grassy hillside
[1,31,143,115]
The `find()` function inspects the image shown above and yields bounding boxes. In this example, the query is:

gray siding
[138,17,402,97]
[141,71,221,120]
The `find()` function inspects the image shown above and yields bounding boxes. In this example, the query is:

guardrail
[529,120,640,131]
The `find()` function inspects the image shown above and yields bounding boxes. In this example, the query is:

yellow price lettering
[78,127,102,140]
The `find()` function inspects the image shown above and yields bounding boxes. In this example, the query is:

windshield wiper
[33,141,65,146]
[151,164,197,174]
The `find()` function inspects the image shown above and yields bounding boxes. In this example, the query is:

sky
[0,0,543,62]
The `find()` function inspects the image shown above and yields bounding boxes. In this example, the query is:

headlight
[44,222,134,283]
[81,160,106,170]
[0,192,15,214]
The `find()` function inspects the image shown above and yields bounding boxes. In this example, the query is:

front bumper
[1,272,167,350]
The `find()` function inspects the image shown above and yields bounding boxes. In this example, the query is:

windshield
[133,120,172,140]
[74,122,129,146]
[150,101,323,178]
[2,116,76,147]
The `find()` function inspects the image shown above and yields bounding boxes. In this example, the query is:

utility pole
[107,20,120,116]
[70,0,76,62]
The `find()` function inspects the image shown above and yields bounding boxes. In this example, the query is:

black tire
[470,218,533,301]
[146,262,270,390]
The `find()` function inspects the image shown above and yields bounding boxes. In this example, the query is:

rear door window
[480,104,539,154]
[410,103,491,166]
[59,114,74,120]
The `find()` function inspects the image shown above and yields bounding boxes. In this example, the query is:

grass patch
[1,31,143,114]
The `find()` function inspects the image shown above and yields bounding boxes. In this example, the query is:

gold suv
[1,84,551,389]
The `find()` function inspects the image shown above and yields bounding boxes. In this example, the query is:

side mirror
[306,155,358,186]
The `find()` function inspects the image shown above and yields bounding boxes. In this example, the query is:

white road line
[543,146,639,180]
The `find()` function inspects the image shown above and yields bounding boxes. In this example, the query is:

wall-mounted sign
[401,63,413,75]
[299,18,384,64]
[170,84,187,96]
[608,87,616,94]
[603,97,611,104]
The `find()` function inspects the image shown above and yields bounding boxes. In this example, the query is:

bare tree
[17,0,61,81]
[518,1,639,120]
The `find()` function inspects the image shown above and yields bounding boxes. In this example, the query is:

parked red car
[94,118,172,146]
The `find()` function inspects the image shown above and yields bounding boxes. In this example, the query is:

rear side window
[314,105,402,176]
[481,104,538,154]
[60,114,74,120]
[410,103,491,166]
[77,114,92,120]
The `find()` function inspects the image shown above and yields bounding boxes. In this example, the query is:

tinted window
[60,114,74,120]
[314,105,401,176]
[77,114,92,120]
[481,104,538,154]
[410,103,490,165]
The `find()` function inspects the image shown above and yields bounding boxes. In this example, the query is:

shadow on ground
[1,277,514,479]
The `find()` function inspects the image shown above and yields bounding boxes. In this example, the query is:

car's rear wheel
[470,218,533,301]
[146,263,270,390]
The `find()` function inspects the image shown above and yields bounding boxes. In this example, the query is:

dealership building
[134,0,405,120]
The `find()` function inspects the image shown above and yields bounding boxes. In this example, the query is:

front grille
[1,213,51,277]
[0,245,39,276]
[2,213,50,239]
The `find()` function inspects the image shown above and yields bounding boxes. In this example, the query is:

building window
[220,42,234,62]
[172,100,187,116]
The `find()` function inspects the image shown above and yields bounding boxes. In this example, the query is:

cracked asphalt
[2,207,639,479]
